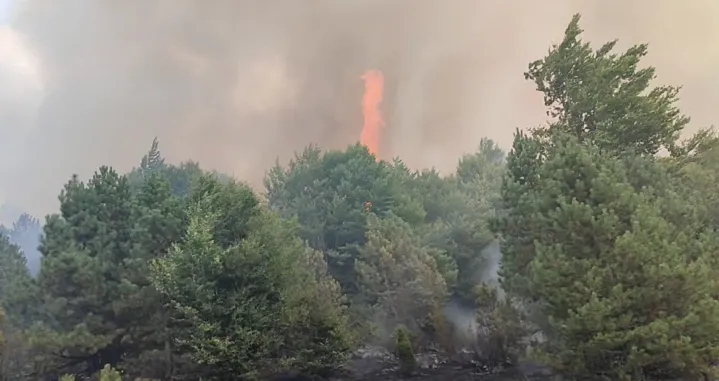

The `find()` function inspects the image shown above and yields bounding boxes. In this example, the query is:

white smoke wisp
[441,240,504,350]
[480,240,502,285]
[443,300,479,348]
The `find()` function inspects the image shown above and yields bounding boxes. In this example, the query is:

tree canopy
[3,12,719,381]
[494,13,719,380]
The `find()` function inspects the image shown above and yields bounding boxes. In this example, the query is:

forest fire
[3,5,712,380]
[360,70,384,159]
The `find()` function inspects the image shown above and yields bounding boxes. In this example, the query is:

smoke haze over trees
[1,1,719,219]
[0,214,41,276]
[2,4,719,381]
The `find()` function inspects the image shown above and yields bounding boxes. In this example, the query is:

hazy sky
[0,1,718,222]
[0,0,10,24]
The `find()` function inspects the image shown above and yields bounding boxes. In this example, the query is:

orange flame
[360,70,384,159]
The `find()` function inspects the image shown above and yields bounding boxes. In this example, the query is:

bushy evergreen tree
[395,325,415,376]
[355,214,452,343]
[525,14,689,156]
[31,167,188,378]
[151,178,352,380]
[501,134,719,378]
[496,14,719,379]
[264,144,426,296]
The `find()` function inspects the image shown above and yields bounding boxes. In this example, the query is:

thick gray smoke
[0,0,718,220]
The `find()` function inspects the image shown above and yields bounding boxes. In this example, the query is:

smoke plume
[0,0,718,220]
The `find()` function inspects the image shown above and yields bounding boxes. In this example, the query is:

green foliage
[494,15,719,379]
[0,234,37,327]
[265,144,426,295]
[396,139,504,306]
[0,306,31,381]
[266,142,503,309]
[33,167,137,373]
[474,285,525,368]
[673,133,719,230]
[526,14,689,156]
[151,178,352,380]
[456,138,505,187]
[128,138,232,198]
[0,308,5,363]
[11,12,719,381]
[355,214,451,344]
[499,133,719,379]
[31,166,189,378]
[0,235,29,294]
[436,140,504,304]
[187,175,260,248]
[394,325,415,376]
[124,174,189,380]
[283,245,356,377]
[140,137,165,174]
[99,364,122,381]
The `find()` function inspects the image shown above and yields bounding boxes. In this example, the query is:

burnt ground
[347,367,527,380]
[328,347,553,381]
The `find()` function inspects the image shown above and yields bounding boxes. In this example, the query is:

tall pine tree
[496,15,719,379]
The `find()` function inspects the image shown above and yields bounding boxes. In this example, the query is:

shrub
[395,325,416,376]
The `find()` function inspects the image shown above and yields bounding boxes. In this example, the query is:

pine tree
[525,14,689,156]
[264,144,426,296]
[355,214,452,344]
[120,174,189,380]
[495,130,545,299]
[33,167,168,376]
[395,325,415,376]
[0,234,36,327]
[495,18,718,378]
[498,135,719,379]
[151,178,352,380]
[139,137,165,174]
[0,236,28,299]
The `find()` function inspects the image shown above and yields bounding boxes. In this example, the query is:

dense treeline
[2,14,719,380]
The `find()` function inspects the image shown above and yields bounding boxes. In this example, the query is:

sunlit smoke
[360,70,384,159]
[1,1,719,220]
